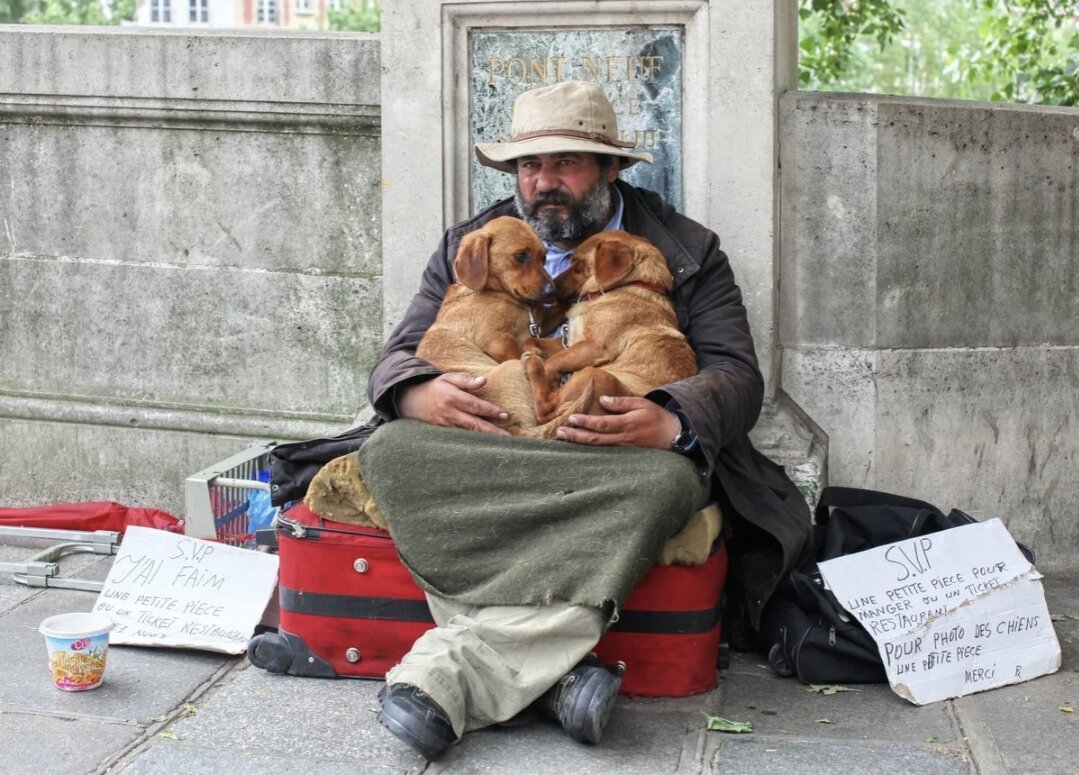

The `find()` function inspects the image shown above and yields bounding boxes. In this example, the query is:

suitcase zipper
[276,513,308,539]
[276,511,387,540]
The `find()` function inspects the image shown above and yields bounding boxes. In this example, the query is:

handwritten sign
[818,519,1061,705]
[92,526,279,655]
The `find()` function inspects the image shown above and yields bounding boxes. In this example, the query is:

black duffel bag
[759,486,1034,685]
[267,420,378,507]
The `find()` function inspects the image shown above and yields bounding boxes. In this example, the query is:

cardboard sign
[92,526,279,655]
[818,519,1061,705]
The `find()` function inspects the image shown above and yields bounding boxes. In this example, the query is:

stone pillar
[381,0,824,498]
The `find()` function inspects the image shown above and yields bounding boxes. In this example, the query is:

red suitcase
[249,504,727,697]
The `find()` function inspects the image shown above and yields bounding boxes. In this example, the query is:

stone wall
[779,92,1079,572]
[0,27,382,515]
[2,28,1076,572]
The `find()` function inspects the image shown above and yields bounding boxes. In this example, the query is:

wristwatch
[670,410,698,454]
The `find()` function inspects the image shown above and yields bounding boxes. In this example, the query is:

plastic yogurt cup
[39,612,114,692]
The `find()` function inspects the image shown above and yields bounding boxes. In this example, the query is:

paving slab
[0,588,232,724]
[431,698,711,774]
[709,739,971,775]
[949,575,1079,775]
[142,663,422,770]
[116,743,404,775]
[716,658,959,744]
[0,711,143,775]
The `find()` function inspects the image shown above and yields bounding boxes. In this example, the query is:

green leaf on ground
[926,736,940,743]
[807,684,860,695]
[1061,706,1074,713]
[160,729,179,740]
[182,703,197,717]
[704,715,753,733]
[150,714,167,723]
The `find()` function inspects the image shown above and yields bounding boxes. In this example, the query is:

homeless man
[355,80,814,759]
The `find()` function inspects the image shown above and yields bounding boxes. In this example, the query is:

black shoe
[377,683,457,760]
[537,655,622,744]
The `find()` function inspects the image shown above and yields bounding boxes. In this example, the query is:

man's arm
[649,230,764,474]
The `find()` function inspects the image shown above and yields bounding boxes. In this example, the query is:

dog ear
[593,240,635,291]
[454,231,491,290]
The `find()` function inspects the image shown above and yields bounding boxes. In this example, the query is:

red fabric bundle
[0,502,183,534]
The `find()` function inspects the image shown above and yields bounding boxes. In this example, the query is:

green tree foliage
[0,0,30,22]
[799,0,907,86]
[966,0,1079,105]
[799,0,1079,106]
[4,0,134,24]
[328,1,378,32]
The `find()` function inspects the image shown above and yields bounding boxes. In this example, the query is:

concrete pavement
[1,532,1075,775]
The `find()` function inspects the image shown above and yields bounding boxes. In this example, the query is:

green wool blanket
[357,420,710,614]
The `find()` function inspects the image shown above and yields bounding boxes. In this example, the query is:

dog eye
[513,252,530,264]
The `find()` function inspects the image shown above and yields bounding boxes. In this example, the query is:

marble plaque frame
[443,1,711,227]
[468,27,686,213]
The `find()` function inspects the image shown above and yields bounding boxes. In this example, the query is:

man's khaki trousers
[386,593,606,738]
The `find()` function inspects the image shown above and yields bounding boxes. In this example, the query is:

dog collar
[577,281,668,303]
[527,307,542,338]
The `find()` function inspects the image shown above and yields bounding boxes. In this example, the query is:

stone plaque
[471,28,684,214]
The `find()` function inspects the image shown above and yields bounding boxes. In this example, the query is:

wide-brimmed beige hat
[475,81,654,173]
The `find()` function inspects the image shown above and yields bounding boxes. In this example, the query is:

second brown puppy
[523,230,697,434]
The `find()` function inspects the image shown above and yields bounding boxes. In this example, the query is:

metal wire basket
[184,441,278,546]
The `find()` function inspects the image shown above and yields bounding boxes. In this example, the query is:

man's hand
[555,396,681,449]
[398,373,512,436]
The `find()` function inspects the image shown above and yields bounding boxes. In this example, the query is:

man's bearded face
[514,171,612,244]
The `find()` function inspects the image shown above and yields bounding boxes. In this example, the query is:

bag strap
[814,486,944,524]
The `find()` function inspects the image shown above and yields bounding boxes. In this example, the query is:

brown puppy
[417,215,554,372]
[522,231,697,432]
[416,215,556,433]
[305,216,553,525]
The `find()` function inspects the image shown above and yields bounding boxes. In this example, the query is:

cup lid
[39,612,114,639]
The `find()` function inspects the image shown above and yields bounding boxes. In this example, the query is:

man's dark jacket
[271,180,813,628]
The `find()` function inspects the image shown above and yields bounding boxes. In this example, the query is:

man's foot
[377,683,457,760]
[537,655,622,744]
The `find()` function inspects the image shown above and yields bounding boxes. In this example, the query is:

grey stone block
[874,100,1079,349]
[0,257,379,417]
[0,124,381,277]
[780,95,880,349]
[0,420,290,516]
[781,345,1079,574]
[0,28,381,106]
